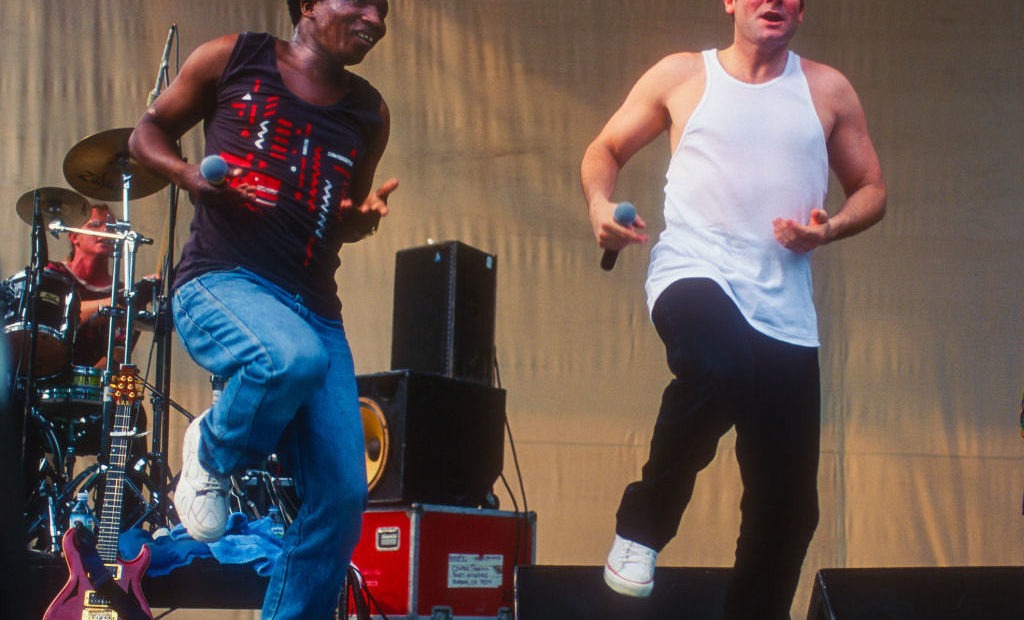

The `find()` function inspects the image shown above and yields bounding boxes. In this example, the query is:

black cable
[492,350,529,516]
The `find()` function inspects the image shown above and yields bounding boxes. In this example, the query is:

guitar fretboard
[96,366,143,565]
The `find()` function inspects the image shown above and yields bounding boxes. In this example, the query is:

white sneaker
[175,410,230,542]
[603,534,657,597]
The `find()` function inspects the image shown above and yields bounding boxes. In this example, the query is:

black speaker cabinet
[808,567,1024,620]
[391,241,497,385]
[357,370,506,507]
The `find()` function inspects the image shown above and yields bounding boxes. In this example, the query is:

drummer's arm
[78,297,106,325]
[128,34,237,195]
[76,275,158,324]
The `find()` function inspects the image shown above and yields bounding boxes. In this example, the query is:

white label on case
[447,553,504,588]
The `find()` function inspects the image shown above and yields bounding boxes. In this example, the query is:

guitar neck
[96,366,143,564]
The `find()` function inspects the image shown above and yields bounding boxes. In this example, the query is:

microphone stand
[97,165,152,478]
[147,24,176,107]
[18,192,56,551]
[19,192,45,493]
[142,24,179,526]
[147,182,178,526]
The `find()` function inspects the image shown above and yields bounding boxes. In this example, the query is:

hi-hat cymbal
[62,128,170,201]
[15,187,90,228]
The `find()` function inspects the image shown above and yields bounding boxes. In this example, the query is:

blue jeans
[616,278,820,620]
[173,268,367,619]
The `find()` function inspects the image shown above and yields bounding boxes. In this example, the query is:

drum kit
[9,128,300,555]
[6,127,179,553]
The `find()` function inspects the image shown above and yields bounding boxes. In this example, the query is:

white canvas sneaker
[603,534,657,597]
[174,411,230,542]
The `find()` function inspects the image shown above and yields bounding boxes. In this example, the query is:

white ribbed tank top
[645,49,828,347]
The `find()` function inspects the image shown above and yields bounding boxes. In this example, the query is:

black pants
[615,278,821,620]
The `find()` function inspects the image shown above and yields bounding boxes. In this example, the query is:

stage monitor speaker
[391,241,497,385]
[357,370,506,507]
[514,565,731,620]
[807,567,1024,620]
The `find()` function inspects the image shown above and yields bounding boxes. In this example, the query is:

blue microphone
[600,202,636,271]
[199,154,228,186]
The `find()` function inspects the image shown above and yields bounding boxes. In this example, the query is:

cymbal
[15,187,90,228]
[62,128,170,201]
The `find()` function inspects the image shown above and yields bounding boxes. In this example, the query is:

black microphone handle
[599,201,636,272]
[600,249,620,271]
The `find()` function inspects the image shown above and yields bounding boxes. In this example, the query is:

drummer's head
[68,203,114,261]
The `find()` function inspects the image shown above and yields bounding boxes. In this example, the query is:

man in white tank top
[581,1,886,618]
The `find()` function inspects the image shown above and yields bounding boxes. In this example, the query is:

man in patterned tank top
[129,1,397,617]
[581,1,886,618]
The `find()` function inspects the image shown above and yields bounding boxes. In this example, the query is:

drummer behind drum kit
[8,128,175,554]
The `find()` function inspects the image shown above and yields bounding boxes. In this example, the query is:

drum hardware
[3,268,79,378]
[13,125,178,551]
[29,409,70,486]
[45,217,153,375]
[35,366,104,418]
[22,420,104,554]
[18,91,185,551]
[21,456,62,554]
[44,486,60,554]
[6,187,84,399]
[8,190,92,549]
[11,190,58,382]
[234,461,298,524]
[13,191,65,552]
[14,186,90,229]
[60,127,162,359]
[14,33,191,557]
[51,155,154,464]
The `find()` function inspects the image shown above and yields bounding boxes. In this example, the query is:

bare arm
[774,62,887,252]
[128,35,248,205]
[580,54,703,252]
[580,69,667,251]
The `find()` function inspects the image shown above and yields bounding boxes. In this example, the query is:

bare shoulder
[182,33,242,82]
[199,33,243,54]
[629,50,705,109]
[644,51,705,85]
[800,57,859,104]
[800,56,867,136]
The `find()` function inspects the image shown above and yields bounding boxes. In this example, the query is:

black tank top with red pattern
[173,32,383,317]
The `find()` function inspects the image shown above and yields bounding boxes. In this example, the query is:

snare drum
[36,365,104,419]
[2,269,79,377]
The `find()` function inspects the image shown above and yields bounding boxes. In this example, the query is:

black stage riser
[808,566,1024,620]
[514,565,731,620]
[516,565,1024,620]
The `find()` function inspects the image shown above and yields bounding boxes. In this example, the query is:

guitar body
[44,366,154,619]
[43,527,153,620]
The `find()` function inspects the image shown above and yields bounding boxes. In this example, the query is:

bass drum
[2,269,79,377]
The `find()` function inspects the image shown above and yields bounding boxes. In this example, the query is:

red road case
[350,504,536,619]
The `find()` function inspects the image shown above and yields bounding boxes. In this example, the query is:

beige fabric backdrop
[3,1,1022,617]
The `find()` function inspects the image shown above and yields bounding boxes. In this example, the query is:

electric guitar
[44,364,153,620]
